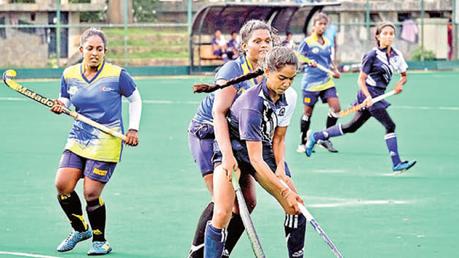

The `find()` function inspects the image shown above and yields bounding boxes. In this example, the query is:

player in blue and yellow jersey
[50,28,142,255]
[205,47,306,258]
[187,20,279,258]
[297,12,342,154]
[305,22,416,173]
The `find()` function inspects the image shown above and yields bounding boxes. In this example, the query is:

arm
[272,126,287,178]
[358,72,373,107]
[394,72,407,94]
[246,141,301,214]
[212,84,239,173]
[119,70,141,146]
[125,89,142,146]
[51,75,70,114]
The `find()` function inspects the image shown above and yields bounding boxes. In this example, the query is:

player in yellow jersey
[51,28,142,255]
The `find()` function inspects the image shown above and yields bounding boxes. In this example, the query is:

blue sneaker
[393,160,416,174]
[88,241,112,255]
[57,229,92,252]
[305,133,317,157]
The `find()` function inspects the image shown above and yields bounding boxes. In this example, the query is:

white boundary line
[0,251,61,258]
[307,199,413,208]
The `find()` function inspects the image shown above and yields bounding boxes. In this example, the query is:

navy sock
[385,133,401,166]
[284,214,307,258]
[204,222,226,258]
[314,124,343,141]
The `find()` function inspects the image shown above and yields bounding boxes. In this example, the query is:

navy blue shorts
[59,150,116,183]
[213,139,292,178]
[302,87,338,107]
[188,120,215,177]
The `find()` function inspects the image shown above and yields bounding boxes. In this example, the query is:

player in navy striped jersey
[305,22,416,173]
[187,20,279,258]
[205,47,306,258]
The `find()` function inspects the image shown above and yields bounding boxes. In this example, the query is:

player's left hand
[125,129,139,146]
[275,170,289,184]
[332,70,341,79]
[394,84,403,94]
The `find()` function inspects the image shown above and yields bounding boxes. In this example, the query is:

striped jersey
[361,47,408,89]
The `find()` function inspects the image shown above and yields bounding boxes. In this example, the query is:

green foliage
[133,0,158,22]
[411,47,436,61]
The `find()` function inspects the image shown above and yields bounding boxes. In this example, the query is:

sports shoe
[305,133,317,157]
[88,241,112,255]
[57,229,92,252]
[296,144,306,153]
[393,160,417,174]
[318,139,338,153]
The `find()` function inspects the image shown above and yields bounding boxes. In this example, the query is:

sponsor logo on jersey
[68,86,78,95]
[101,86,114,92]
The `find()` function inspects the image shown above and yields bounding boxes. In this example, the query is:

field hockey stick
[331,90,396,118]
[231,170,266,258]
[315,63,336,77]
[2,69,127,141]
[280,180,344,258]
[296,52,336,77]
[192,68,264,93]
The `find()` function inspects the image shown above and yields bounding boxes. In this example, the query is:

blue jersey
[228,80,288,148]
[298,34,335,92]
[60,62,136,162]
[361,47,408,89]
[193,55,259,124]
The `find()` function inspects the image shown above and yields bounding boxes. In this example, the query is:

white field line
[0,251,61,258]
[307,199,413,208]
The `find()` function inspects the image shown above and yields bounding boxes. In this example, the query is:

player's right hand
[222,155,238,182]
[309,60,318,67]
[363,95,373,108]
[281,188,303,215]
[50,99,65,114]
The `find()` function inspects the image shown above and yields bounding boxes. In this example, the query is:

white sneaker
[296,144,306,153]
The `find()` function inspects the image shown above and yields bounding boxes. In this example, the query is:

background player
[50,28,142,255]
[305,22,416,173]
[297,12,342,154]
